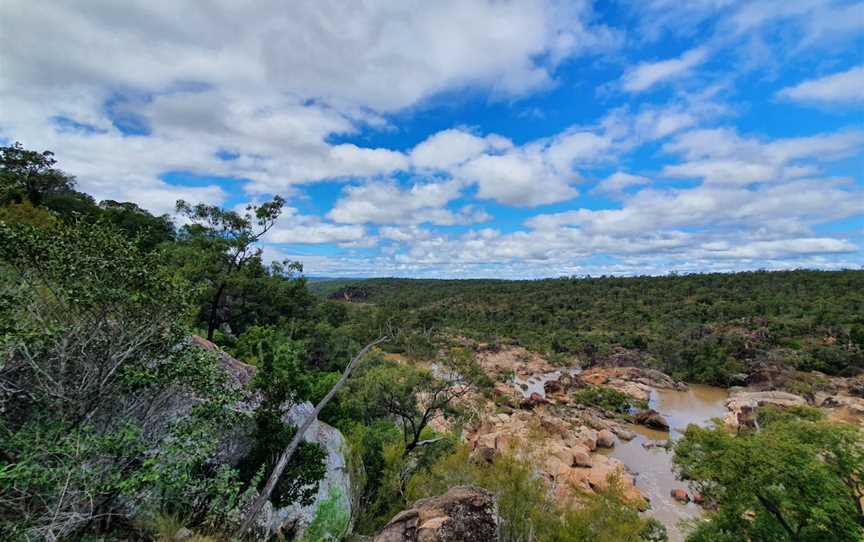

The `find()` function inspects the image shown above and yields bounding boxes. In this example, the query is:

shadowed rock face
[374,486,498,542]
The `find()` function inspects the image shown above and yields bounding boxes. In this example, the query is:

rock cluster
[466,408,646,508]
[374,486,498,542]
[723,390,807,430]
[578,366,687,402]
[634,409,670,431]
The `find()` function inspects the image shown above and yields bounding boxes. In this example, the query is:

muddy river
[599,384,729,542]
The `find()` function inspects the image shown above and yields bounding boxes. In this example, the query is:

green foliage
[756,404,824,427]
[572,385,648,414]
[237,402,327,508]
[301,488,350,542]
[342,421,404,533]
[312,272,864,383]
[674,414,864,541]
[0,220,247,540]
[97,199,175,250]
[170,196,312,341]
[0,199,58,228]
[236,327,328,509]
[406,445,656,542]
[0,142,76,206]
[344,348,487,454]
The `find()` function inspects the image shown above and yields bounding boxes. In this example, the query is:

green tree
[98,199,175,250]
[0,220,245,540]
[236,330,329,508]
[172,197,309,340]
[674,410,863,541]
[0,142,76,206]
[347,348,489,455]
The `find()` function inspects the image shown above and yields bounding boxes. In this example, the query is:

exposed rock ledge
[467,408,646,508]
[578,366,687,402]
[723,390,807,430]
[374,486,498,542]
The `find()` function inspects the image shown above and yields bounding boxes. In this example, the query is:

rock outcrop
[670,489,690,503]
[634,409,670,431]
[191,335,256,387]
[264,402,353,538]
[374,486,498,542]
[596,429,616,448]
[466,407,644,507]
[189,337,354,540]
[578,366,686,402]
[723,390,807,430]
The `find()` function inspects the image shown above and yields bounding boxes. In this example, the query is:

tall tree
[0,142,76,206]
[173,197,300,340]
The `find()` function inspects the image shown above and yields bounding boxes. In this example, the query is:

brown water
[599,384,729,542]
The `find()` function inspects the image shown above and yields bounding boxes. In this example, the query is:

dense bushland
[314,273,864,384]
[3,143,861,541]
[1,143,662,541]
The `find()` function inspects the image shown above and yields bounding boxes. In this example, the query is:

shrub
[302,488,350,542]
[572,385,647,414]
[406,445,656,542]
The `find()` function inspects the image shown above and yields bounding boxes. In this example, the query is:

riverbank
[456,343,864,540]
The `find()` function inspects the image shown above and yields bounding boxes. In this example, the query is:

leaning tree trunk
[236,336,388,538]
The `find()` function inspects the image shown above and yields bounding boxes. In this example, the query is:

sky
[1,1,863,278]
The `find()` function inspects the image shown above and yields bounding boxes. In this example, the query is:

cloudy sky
[2,1,863,277]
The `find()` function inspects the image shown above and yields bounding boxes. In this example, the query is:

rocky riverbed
[452,343,864,541]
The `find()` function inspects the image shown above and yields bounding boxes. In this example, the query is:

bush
[406,445,656,542]
[572,386,647,414]
[302,488,350,542]
[0,221,247,540]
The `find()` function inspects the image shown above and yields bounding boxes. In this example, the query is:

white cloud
[632,0,864,48]
[411,129,512,169]
[591,172,651,196]
[621,47,708,93]
[777,66,864,104]
[266,207,369,245]
[327,178,481,225]
[662,128,864,185]
[730,0,864,44]
[527,177,864,238]
[455,129,613,206]
[700,238,857,259]
[0,1,619,113]
[0,0,619,210]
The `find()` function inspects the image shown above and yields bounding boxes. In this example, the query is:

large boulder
[596,429,616,448]
[634,409,670,431]
[264,402,354,538]
[374,486,498,542]
[189,337,354,540]
[723,390,807,430]
[670,488,690,503]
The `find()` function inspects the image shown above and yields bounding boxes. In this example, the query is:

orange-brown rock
[671,488,690,503]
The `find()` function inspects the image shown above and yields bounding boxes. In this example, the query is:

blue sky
[1,1,862,277]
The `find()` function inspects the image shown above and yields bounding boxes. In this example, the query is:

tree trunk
[206,282,227,341]
[235,336,387,538]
